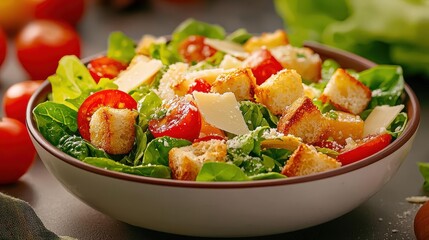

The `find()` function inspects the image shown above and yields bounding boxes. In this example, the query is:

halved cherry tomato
[178,35,217,63]
[0,117,36,184]
[33,0,85,26]
[3,80,44,123]
[337,133,392,166]
[313,139,344,152]
[149,97,201,142]
[77,90,137,141]
[87,56,128,83]
[244,48,283,85]
[187,78,211,94]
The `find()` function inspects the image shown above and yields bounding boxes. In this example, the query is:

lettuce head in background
[274,0,429,78]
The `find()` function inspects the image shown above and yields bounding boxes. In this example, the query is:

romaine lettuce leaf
[196,162,250,182]
[142,136,191,166]
[418,162,429,192]
[239,101,278,131]
[107,31,136,64]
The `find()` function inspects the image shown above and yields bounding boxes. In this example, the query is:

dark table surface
[1,1,428,239]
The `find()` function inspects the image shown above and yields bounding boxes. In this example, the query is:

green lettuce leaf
[196,162,250,182]
[418,162,429,192]
[239,101,278,131]
[32,101,78,145]
[142,136,191,166]
[48,56,118,110]
[83,157,171,178]
[107,31,136,63]
[57,135,110,160]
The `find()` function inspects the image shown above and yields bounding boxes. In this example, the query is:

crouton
[277,96,329,144]
[255,69,304,115]
[211,68,257,101]
[270,45,322,82]
[169,139,227,181]
[89,107,138,155]
[243,30,289,53]
[156,62,189,100]
[281,143,341,177]
[320,68,371,115]
[302,83,321,99]
[324,110,364,144]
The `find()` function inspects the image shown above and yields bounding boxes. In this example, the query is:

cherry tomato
[3,80,44,124]
[0,27,6,68]
[337,133,392,166]
[415,201,429,240]
[33,0,85,26]
[313,139,344,152]
[149,97,201,142]
[244,48,283,85]
[178,35,217,63]
[0,0,35,33]
[0,118,36,184]
[77,90,137,141]
[15,19,81,80]
[187,78,211,94]
[87,56,128,83]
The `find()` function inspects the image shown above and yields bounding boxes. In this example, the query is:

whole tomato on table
[33,0,86,26]
[3,80,44,124]
[0,118,36,184]
[15,19,81,80]
[0,27,6,68]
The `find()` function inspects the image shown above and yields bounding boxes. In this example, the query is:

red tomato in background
[3,80,44,124]
[15,19,81,80]
[187,78,212,94]
[337,133,392,166]
[87,56,128,83]
[0,27,6,68]
[149,97,201,142]
[0,118,36,184]
[0,0,35,33]
[33,0,85,26]
[77,90,138,141]
[178,35,217,63]
[244,48,283,85]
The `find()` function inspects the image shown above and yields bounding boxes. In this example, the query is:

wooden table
[1,1,427,239]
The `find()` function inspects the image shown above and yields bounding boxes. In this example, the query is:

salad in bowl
[32,19,408,182]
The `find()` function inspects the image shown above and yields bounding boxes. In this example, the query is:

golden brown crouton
[255,69,304,115]
[89,107,138,155]
[271,45,322,82]
[243,30,289,53]
[156,62,189,100]
[277,96,329,144]
[281,143,341,177]
[320,68,371,115]
[211,68,257,101]
[169,139,227,181]
[325,110,364,144]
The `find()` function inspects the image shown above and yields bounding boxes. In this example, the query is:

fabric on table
[0,192,76,240]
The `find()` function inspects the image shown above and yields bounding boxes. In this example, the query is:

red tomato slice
[149,97,201,142]
[178,35,217,63]
[87,56,128,83]
[77,90,137,141]
[187,78,211,94]
[337,133,392,166]
[244,48,283,85]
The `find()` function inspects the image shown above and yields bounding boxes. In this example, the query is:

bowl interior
[26,42,421,189]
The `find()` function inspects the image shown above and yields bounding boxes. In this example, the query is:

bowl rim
[26,42,421,189]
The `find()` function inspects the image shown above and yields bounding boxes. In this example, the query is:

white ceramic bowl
[26,42,420,237]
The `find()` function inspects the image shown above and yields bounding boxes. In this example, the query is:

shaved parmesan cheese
[193,92,249,136]
[204,38,249,59]
[115,59,162,93]
[219,54,243,69]
[364,104,404,137]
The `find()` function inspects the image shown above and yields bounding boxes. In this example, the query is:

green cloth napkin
[0,192,76,240]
